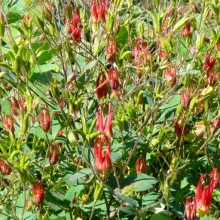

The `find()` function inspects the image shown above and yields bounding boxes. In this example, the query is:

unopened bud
[39,106,51,132]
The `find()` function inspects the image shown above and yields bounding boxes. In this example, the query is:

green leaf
[68,168,93,184]
[150,213,170,220]
[114,188,139,208]
[132,174,157,192]
[142,192,161,206]
[121,174,157,193]
[116,26,128,45]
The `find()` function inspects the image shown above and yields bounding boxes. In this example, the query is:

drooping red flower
[39,105,51,132]
[48,143,60,165]
[165,64,177,86]
[182,22,191,37]
[0,160,11,175]
[217,42,220,52]
[91,0,108,23]
[32,179,44,204]
[210,119,220,134]
[96,104,105,133]
[184,197,196,220]
[203,53,216,72]
[174,121,188,140]
[9,93,27,117]
[96,72,108,99]
[65,6,82,43]
[94,135,111,174]
[106,37,117,63]
[207,71,219,86]
[70,9,82,43]
[209,167,220,191]
[158,40,167,60]
[180,88,190,109]
[133,38,152,67]
[3,114,14,134]
[96,103,113,137]
[104,103,113,137]
[108,66,119,91]
[135,156,147,174]
[195,174,212,215]
[161,9,172,36]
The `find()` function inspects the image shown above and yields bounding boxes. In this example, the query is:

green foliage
[0,0,219,219]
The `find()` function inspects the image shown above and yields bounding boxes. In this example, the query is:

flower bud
[174,121,187,140]
[165,64,176,86]
[39,106,51,132]
[106,36,117,63]
[3,114,14,134]
[48,143,60,165]
[182,22,191,37]
[135,156,147,174]
[25,200,33,211]
[108,66,119,91]
[32,179,44,204]
[180,88,190,109]
[195,34,205,51]
[0,160,11,175]
[96,72,108,99]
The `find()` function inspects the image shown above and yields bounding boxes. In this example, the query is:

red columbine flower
[135,156,147,174]
[39,106,51,132]
[70,9,82,43]
[203,52,216,72]
[165,64,176,86]
[96,104,105,133]
[94,135,111,174]
[104,103,113,137]
[96,103,113,137]
[195,174,212,215]
[180,88,190,109]
[91,0,107,23]
[174,121,188,140]
[133,38,152,67]
[194,123,205,137]
[209,167,220,191]
[9,93,27,117]
[48,143,60,165]
[182,22,191,37]
[108,66,119,91]
[32,179,44,204]
[106,36,117,63]
[65,6,82,43]
[0,160,11,175]
[207,71,218,86]
[96,71,108,99]
[3,114,14,134]
[184,197,196,220]
[158,40,167,60]
[161,9,172,36]
[217,42,220,52]
[210,119,220,134]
